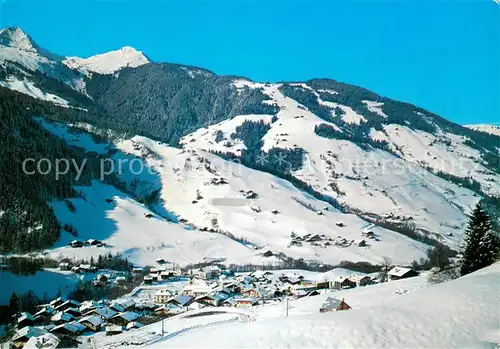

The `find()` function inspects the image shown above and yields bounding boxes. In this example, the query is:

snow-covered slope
[63,46,149,75]
[113,136,429,265]
[37,118,428,266]
[465,124,500,137]
[0,76,69,106]
[181,80,487,244]
[49,181,270,267]
[147,263,500,348]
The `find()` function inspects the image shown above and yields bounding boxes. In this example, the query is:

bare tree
[378,257,392,283]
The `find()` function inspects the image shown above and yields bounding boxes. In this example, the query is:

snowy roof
[202,265,221,273]
[68,321,86,332]
[172,295,194,306]
[24,333,59,349]
[79,315,103,327]
[251,270,273,279]
[18,312,35,323]
[55,299,81,310]
[94,306,117,319]
[13,327,47,341]
[79,301,99,312]
[50,311,73,322]
[388,267,414,277]
[35,306,55,317]
[49,322,82,334]
[154,289,174,296]
[126,321,144,330]
[113,311,139,322]
[348,275,371,282]
[321,297,345,310]
[105,325,123,333]
[49,297,66,305]
[118,299,136,309]
[110,302,125,312]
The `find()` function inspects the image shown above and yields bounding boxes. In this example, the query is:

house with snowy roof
[109,311,140,326]
[12,327,48,346]
[23,333,60,349]
[34,306,55,322]
[388,267,419,281]
[79,315,103,332]
[235,298,259,307]
[332,276,356,289]
[89,306,117,320]
[199,265,221,280]
[63,307,81,318]
[54,299,81,312]
[166,295,194,307]
[50,311,74,325]
[348,275,372,287]
[50,321,85,336]
[194,294,226,307]
[79,301,100,314]
[154,289,175,304]
[17,312,35,327]
[126,321,143,331]
[49,297,66,308]
[319,297,351,312]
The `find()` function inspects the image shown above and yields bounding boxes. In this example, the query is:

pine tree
[460,203,498,276]
[8,292,18,316]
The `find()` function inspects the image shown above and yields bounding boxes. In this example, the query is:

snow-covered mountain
[181,80,497,241]
[0,27,84,91]
[63,46,150,75]
[465,124,500,137]
[0,27,498,268]
[0,27,37,52]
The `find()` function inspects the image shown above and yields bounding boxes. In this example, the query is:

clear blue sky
[1,0,498,124]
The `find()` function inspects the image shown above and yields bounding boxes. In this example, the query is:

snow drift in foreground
[148,263,500,348]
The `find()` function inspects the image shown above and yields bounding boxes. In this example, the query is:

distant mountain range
[0,27,498,267]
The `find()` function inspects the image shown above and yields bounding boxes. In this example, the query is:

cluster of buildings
[58,262,130,287]
[11,297,144,347]
[143,262,182,284]
[140,263,421,318]
[288,224,382,249]
[146,268,332,317]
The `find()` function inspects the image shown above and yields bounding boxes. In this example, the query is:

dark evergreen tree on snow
[8,293,18,316]
[460,203,499,276]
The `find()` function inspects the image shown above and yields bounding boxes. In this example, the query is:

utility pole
[285,297,289,317]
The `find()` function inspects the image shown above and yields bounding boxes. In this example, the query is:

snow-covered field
[80,263,500,348]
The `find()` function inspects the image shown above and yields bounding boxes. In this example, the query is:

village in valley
[1,253,423,348]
